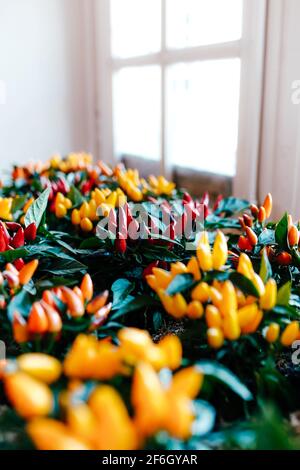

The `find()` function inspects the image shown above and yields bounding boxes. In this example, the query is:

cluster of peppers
[13,274,112,347]
[1,328,202,450]
[147,231,300,349]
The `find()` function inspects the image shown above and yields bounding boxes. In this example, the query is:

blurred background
[0,0,300,217]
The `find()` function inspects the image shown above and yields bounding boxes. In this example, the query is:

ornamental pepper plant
[0,153,300,449]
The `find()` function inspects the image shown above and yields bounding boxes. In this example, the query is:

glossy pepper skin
[24,222,37,241]
[260,279,277,310]
[4,372,53,419]
[281,321,299,347]
[11,227,25,248]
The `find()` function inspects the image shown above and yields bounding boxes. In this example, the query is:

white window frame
[93,0,267,200]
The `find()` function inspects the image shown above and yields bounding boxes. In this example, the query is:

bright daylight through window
[110,0,243,176]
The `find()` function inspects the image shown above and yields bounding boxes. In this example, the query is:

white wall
[0,0,95,172]
[259,0,300,219]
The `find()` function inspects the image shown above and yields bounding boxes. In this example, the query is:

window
[95,0,266,196]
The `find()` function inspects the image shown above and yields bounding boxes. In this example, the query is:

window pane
[166,59,240,176]
[111,0,161,58]
[166,0,243,49]
[113,66,161,160]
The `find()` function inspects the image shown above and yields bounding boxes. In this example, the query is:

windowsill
[121,154,232,200]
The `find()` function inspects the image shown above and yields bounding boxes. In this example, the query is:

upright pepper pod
[260,279,277,310]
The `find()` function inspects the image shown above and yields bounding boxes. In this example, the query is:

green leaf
[229,272,260,298]
[111,295,158,319]
[196,360,253,401]
[258,229,275,246]
[275,213,288,250]
[111,278,134,307]
[42,259,87,276]
[11,194,28,214]
[214,197,249,216]
[7,289,33,322]
[260,248,272,283]
[271,305,300,319]
[166,273,194,296]
[205,215,241,230]
[68,185,85,207]
[24,188,50,228]
[79,237,103,249]
[277,281,291,306]
[0,247,29,263]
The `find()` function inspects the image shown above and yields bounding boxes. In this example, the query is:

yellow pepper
[0,197,13,220]
[223,312,241,340]
[80,201,91,219]
[17,354,62,384]
[172,293,188,318]
[191,282,210,302]
[27,418,91,450]
[186,256,201,281]
[260,279,277,310]
[197,243,213,272]
[171,262,188,277]
[281,321,299,347]
[187,300,204,319]
[152,268,173,289]
[237,253,255,279]
[164,394,194,440]
[207,327,224,349]
[67,403,98,445]
[89,385,137,450]
[220,281,237,317]
[212,231,228,270]
[170,367,203,399]
[55,203,67,218]
[80,217,93,233]
[4,372,53,419]
[71,209,81,225]
[237,304,259,329]
[158,335,182,370]
[242,309,263,334]
[132,362,168,436]
[206,305,222,328]
[265,323,280,343]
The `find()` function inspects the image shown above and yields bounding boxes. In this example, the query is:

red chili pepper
[81,179,94,195]
[115,236,127,254]
[203,204,209,220]
[124,203,133,227]
[163,223,175,241]
[5,222,21,232]
[24,222,37,241]
[57,177,70,194]
[11,227,25,248]
[142,261,159,279]
[243,214,253,227]
[238,235,253,251]
[276,252,292,266]
[0,231,7,252]
[245,226,258,246]
[213,195,223,212]
[48,188,54,201]
[49,200,56,213]
[14,258,25,271]
[200,191,209,207]
[51,182,58,194]
[0,221,10,246]
[183,192,193,203]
